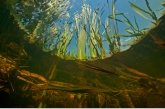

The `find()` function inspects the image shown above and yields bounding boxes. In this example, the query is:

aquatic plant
[43,0,122,60]
[5,0,121,60]
[108,0,164,50]
[128,0,157,24]
[108,12,147,42]
[73,3,106,59]
[39,0,164,60]
[5,0,164,60]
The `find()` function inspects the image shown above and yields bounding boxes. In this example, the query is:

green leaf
[134,16,139,32]
[144,0,157,22]
[128,1,151,20]
[108,12,125,17]
[122,14,137,31]
[109,13,137,31]
[108,15,124,23]
[126,29,134,34]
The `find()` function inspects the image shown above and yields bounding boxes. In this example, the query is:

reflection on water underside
[1,0,165,108]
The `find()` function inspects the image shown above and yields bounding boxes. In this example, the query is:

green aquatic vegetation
[6,0,123,60]
[44,0,163,60]
[103,0,120,54]
[102,20,118,54]
[109,12,147,38]
[74,12,86,59]
[73,3,106,59]
[88,10,105,59]
[108,0,161,41]
[111,0,120,46]
[128,0,157,24]
[80,0,120,58]
[56,22,74,58]
[5,0,163,60]
[107,0,162,48]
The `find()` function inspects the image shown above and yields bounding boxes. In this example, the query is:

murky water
[0,0,165,108]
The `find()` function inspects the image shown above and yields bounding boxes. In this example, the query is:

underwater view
[0,0,165,108]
